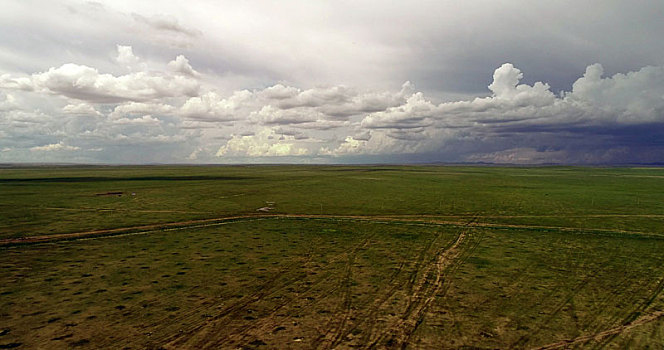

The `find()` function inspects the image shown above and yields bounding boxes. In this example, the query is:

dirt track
[3,213,663,349]
[156,215,479,349]
[0,215,261,246]
[1,212,658,247]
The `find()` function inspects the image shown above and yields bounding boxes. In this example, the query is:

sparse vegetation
[1,165,664,348]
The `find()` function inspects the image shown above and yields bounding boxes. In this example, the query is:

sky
[1,0,664,164]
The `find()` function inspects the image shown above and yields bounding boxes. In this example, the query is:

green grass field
[1,165,664,349]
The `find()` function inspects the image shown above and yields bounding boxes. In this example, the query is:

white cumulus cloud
[168,55,200,77]
[62,102,101,116]
[180,90,251,121]
[115,45,140,66]
[1,62,200,103]
[216,129,309,157]
[30,142,80,152]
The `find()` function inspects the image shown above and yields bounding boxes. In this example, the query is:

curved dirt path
[2,213,658,247]
[0,215,263,246]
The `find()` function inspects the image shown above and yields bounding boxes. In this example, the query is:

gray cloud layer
[1,1,663,164]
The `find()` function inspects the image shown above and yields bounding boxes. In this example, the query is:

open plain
[1,165,664,349]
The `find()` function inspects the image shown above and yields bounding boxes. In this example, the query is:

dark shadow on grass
[0,175,255,183]
[324,168,402,172]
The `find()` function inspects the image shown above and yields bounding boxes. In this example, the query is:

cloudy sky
[1,0,664,164]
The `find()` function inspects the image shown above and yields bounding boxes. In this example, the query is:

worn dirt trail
[0,215,262,246]
[4,212,663,349]
[2,212,657,247]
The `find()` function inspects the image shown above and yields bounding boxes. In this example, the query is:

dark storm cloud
[343,63,664,163]
[399,1,664,95]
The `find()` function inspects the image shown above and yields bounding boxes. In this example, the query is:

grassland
[1,165,664,349]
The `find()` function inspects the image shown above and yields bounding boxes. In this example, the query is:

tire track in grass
[405,231,443,296]
[150,253,313,347]
[508,233,629,349]
[215,226,365,347]
[207,232,380,349]
[199,217,457,349]
[334,229,449,349]
[157,235,325,348]
[549,250,664,350]
[619,275,664,324]
[403,223,486,349]
[196,257,347,349]
[161,218,433,349]
[314,233,374,349]
[401,225,485,349]
[200,266,341,348]
[513,255,655,350]
[220,221,448,349]
[322,247,358,347]
[583,276,646,349]
[106,219,293,348]
[163,228,376,349]
[579,270,635,347]
[8,214,663,349]
[539,258,635,350]
[510,274,594,349]
[152,221,335,346]
[591,275,664,349]
[531,310,664,350]
[217,234,384,350]
[364,216,477,349]
[353,231,450,349]
[510,251,638,350]
[402,217,483,348]
[351,260,408,347]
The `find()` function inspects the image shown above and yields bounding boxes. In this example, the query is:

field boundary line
[0,205,214,214]
[273,215,658,238]
[0,215,266,246]
[1,213,659,247]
